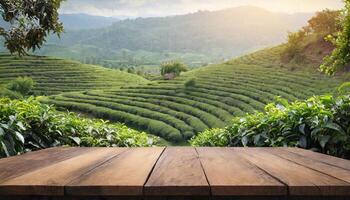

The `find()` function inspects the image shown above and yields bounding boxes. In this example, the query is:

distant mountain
[40,6,313,67]
[0,13,118,30]
[59,14,119,30]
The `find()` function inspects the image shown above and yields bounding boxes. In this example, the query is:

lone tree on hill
[321,0,350,75]
[160,61,188,80]
[0,0,64,56]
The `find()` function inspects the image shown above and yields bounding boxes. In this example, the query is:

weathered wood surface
[0,147,350,200]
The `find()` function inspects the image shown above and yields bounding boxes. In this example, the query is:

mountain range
[2,6,314,68]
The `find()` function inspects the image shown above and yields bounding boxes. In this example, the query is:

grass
[41,46,344,144]
[0,54,149,95]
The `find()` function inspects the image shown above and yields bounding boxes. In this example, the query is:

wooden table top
[1,147,350,199]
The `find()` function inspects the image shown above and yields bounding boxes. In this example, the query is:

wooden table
[0,147,350,200]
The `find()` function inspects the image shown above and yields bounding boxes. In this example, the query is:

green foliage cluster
[306,9,341,36]
[191,94,350,158]
[184,77,196,88]
[282,9,341,65]
[6,77,34,96]
[0,97,157,158]
[321,0,350,75]
[160,61,188,77]
[0,54,149,95]
[0,0,64,55]
[0,77,35,99]
[281,31,306,63]
[45,47,341,144]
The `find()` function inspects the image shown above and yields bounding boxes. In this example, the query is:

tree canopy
[321,0,350,75]
[307,9,341,36]
[0,0,64,55]
[160,61,188,77]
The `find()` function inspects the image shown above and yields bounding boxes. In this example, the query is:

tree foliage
[281,31,306,63]
[307,9,341,36]
[321,0,350,75]
[0,0,64,55]
[281,9,341,66]
[160,61,188,77]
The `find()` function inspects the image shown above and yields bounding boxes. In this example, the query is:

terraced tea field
[42,47,343,144]
[0,54,149,95]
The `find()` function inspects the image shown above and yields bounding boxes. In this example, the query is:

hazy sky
[60,0,344,17]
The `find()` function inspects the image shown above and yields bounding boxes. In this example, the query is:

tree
[308,9,341,36]
[281,31,306,63]
[321,0,350,75]
[0,0,64,55]
[160,61,188,78]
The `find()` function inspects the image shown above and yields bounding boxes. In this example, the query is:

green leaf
[298,124,306,134]
[1,141,10,157]
[298,136,307,148]
[324,122,346,135]
[319,135,331,149]
[15,132,25,144]
[69,136,81,146]
[0,127,4,137]
[16,121,26,131]
[241,136,248,147]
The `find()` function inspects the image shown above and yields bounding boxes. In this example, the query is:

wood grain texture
[235,148,350,196]
[0,148,126,196]
[265,148,350,183]
[1,147,350,199]
[196,147,286,196]
[144,147,210,196]
[283,148,350,171]
[0,147,90,183]
[66,147,164,196]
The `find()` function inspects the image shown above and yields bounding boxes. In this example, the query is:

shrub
[6,77,35,96]
[184,77,196,88]
[160,61,188,77]
[0,87,22,99]
[191,95,350,159]
[0,97,158,158]
[338,82,350,94]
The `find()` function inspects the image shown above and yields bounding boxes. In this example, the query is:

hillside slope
[43,47,343,143]
[0,54,149,95]
[33,6,312,67]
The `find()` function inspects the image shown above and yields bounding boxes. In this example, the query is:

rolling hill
[41,46,343,144]
[30,6,312,68]
[0,54,149,95]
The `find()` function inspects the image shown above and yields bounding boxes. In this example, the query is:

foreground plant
[191,94,350,158]
[0,97,158,157]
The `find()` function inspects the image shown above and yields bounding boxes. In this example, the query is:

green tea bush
[6,77,35,96]
[0,97,158,158]
[191,95,350,158]
[184,77,196,87]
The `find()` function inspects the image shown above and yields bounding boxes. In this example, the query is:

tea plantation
[42,47,343,144]
[0,54,149,95]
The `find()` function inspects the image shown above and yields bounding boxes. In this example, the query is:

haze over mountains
[4,6,313,68]
[59,14,119,30]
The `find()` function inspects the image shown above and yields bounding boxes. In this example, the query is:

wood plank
[144,147,210,196]
[284,148,350,171]
[0,148,126,196]
[196,147,286,196]
[235,148,350,196]
[0,147,92,183]
[265,148,350,183]
[66,147,164,196]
